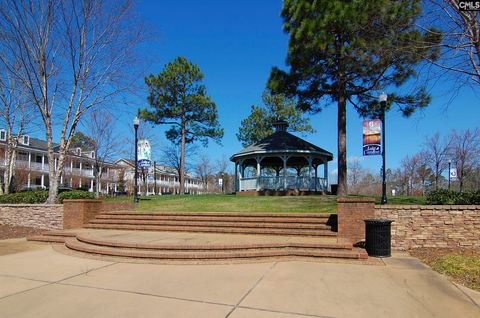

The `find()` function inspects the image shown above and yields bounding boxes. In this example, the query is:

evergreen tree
[140,57,223,194]
[268,0,440,195]
[237,91,314,147]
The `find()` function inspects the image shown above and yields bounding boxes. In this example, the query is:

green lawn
[411,249,480,291]
[104,194,426,213]
[106,194,337,213]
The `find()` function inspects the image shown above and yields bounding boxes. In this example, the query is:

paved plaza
[0,238,479,318]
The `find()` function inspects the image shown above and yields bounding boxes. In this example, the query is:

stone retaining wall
[375,205,480,250]
[0,204,63,230]
[0,200,135,231]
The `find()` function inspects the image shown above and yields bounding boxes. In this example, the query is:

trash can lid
[364,219,394,224]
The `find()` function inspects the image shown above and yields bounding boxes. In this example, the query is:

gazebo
[230,120,333,195]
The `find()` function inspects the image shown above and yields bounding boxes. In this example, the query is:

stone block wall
[0,200,135,231]
[375,205,480,250]
[0,204,63,230]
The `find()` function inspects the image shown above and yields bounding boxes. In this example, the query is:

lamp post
[221,172,225,194]
[133,116,140,204]
[448,159,451,190]
[379,92,388,204]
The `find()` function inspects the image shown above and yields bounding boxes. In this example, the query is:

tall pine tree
[268,0,440,195]
[140,57,223,194]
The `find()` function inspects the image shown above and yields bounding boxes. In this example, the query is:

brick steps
[88,219,331,230]
[74,233,351,251]
[94,215,330,224]
[83,223,337,236]
[64,237,367,260]
[87,211,337,238]
[27,231,77,243]
[98,211,330,218]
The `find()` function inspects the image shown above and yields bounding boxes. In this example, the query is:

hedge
[0,190,49,204]
[426,189,480,205]
[57,190,95,203]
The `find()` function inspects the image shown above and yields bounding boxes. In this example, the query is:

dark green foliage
[140,57,223,194]
[426,189,480,205]
[237,91,315,147]
[57,190,95,203]
[140,57,223,146]
[0,190,49,204]
[70,132,95,150]
[268,0,441,195]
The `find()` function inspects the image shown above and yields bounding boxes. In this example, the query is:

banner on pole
[362,119,381,156]
[138,139,152,168]
[450,167,458,180]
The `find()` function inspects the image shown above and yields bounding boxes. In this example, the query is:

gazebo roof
[230,130,333,162]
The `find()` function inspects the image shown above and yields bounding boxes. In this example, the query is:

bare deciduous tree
[347,158,364,195]
[423,1,480,86]
[0,0,143,202]
[160,142,196,192]
[400,154,421,196]
[83,110,120,197]
[195,154,213,191]
[424,132,452,189]
[451,128,480,192]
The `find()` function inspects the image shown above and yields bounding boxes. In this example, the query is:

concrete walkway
[0,239,479,318]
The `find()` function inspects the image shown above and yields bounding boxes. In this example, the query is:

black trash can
[364,219,394,257]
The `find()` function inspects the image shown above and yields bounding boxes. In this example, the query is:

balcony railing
[239,176,327,191]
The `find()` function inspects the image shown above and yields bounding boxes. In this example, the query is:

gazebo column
[323,158,328,191]
[255,156,263,191]
[281,155,289,190]
[239,160,245,191]
[314,164,318,191]
[307,156,313,190]
[234,162,239,192]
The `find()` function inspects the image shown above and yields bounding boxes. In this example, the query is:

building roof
[230,130,333,161]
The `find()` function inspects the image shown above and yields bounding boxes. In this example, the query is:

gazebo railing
[239,176,327,191]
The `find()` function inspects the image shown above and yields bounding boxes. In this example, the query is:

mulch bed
[0,225,45,240]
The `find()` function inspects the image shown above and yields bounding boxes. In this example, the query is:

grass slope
[105,194,426,213]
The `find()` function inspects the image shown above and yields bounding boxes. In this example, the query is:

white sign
[450,168,458,180]
[218,178,223,186]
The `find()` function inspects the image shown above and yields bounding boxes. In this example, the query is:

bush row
[426,189,480,205]
[0,189,95,204]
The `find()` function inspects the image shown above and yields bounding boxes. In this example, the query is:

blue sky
[107,0,479,180]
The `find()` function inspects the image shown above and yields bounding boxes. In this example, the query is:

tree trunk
[337,88,348,196]
[46,122,59,203]
[179,122,186,195]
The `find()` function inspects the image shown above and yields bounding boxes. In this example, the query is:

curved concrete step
[65,238,366,260]
[83,223,337,236]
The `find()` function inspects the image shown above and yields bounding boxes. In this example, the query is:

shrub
[57,190,95,203]
[426,189,480,205]
[0,190,49,204]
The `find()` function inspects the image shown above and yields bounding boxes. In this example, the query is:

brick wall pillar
[63,199,103,229]
[337,197,376,244]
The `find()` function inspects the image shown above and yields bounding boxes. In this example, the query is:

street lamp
[448,159,451,190]
[221,172,225,194]
[133,116,140,204]
[379,92,388,204]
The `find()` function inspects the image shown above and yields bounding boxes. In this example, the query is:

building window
[22,135,29,145]
[90,151,95,159]
[76,148,81,156]
[0,130,6,141]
